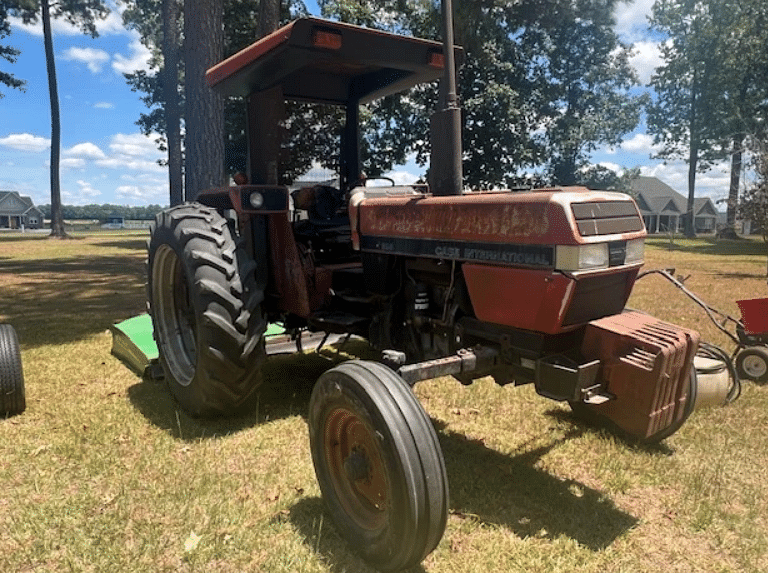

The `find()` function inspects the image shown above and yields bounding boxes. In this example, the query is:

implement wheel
[147,203,266,417]
[309,360,448,572]
[0,324,25,416]
[736,346,768,383]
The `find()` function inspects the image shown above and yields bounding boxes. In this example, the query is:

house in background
[628,176,719,234]
[0,191,44,229]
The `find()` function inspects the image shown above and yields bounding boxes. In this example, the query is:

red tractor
[147,17,723,571]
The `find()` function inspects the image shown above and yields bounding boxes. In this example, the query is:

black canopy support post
[247,85,285,185]
[342,101,361,191]
[429,0,463,196]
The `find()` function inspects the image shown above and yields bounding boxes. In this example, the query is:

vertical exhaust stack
[429,0,463,196]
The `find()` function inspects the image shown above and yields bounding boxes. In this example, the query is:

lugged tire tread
[147,203,265,417]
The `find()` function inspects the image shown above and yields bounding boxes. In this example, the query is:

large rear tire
[0,324,25,416]
[309,360,448,571]
[147,203,266,417]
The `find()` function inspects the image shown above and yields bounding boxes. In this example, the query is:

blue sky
[0,0,735,207]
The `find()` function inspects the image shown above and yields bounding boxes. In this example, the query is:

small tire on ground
[569,366,697,443]
[309,360,448,572]
[736,346,768,383]
[147,203,266,417]
[0,324,25,416]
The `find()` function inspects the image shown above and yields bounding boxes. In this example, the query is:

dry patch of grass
[1,232,768,572]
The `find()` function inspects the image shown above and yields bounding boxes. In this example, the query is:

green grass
[1,231,767,572]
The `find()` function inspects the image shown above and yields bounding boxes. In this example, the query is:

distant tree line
[37,204,165,221]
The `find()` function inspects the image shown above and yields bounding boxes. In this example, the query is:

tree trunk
[686,145,698,238]
[163,0,183,206]
[183,0,225,201]
[259,0,280,37]
[685,74,698,239]
[725,132,743,237]
[41,0,67,238]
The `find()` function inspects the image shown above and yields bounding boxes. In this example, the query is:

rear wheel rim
[324,407,389,531]
[153,244,196,386]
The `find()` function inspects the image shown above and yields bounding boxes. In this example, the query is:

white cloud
[95,11,133,36]
[63,180,102,205]
[629,41,663,84]
[640,161,731,203]
[115,183,166,205]
[9,7,130,38]
[63,47,111,73]
[108,132,161,158]
[94,102,114,109]
[382,168,423,186]
[0,133,51,152]
[61,158,86,169]
[596,161,623,173]
[65,142,107,160]
[614,0,656,42]
[621,133,660,154]
[80,132,165,174]
[112,34,153,74]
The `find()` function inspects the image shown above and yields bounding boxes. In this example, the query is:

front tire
[309,360,448,571]
[0,324,25,416]
[147,203,266,417]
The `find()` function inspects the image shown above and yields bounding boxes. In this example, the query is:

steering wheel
[363,176,396,187]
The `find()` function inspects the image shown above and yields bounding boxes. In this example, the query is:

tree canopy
[122,0,645,194]
[648,0,768,236]
[1,1,26,97]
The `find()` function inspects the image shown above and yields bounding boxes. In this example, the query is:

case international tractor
[147,16,727,571]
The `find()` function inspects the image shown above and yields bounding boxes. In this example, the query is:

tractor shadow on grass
[545,408,676,456]
[126,343,365,440]
[434,420,639,552]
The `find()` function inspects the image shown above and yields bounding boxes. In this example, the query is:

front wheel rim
[324,407,389,531]
[153,244,197,386]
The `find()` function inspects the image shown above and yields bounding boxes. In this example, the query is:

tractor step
[308,310,369,334]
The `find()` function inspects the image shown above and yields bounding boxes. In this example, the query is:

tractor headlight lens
[249,192,264,209]
[577,243,610,269]
[625,238,645,264]
[555,243,609,271]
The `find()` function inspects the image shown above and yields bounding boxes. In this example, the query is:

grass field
[1,230,767,572]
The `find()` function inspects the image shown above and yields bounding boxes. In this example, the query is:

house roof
[0,191,42,217]
[629,176,717,217]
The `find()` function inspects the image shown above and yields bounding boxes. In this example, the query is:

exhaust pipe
[429,0,463,196]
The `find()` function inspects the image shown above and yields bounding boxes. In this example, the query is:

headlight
[555,243,609,271]
[625,238,645,264]
[249,192,264,209]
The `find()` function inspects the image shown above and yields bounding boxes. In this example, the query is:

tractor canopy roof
[206,17,463,105]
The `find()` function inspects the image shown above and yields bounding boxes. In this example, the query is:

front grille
[562,271,634,326]
[572,201,644,237]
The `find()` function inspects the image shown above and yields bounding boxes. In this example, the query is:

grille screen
[562,271,633,326]
[572,201,644,236]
